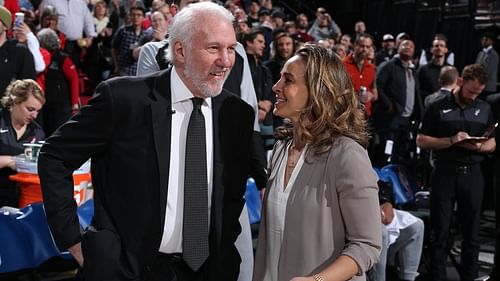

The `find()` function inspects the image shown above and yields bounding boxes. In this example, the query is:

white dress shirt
[158,66,213,254]
[263,143,307,281]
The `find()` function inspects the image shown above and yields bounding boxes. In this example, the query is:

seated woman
[253,44,381,281]
[0,79,45,207]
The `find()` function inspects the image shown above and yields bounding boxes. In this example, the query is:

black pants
[430,164,484,281]
[143,253,208,281]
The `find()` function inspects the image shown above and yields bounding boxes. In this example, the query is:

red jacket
[343,54,376,116]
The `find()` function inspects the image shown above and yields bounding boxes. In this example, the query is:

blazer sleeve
[38,82,114,251]
[331,140,382,273]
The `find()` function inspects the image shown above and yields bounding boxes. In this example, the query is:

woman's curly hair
[275,44,368,155]
[2,79,45,109]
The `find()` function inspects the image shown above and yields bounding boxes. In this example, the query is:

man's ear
[174,41,185,64]
[456,77,463,87]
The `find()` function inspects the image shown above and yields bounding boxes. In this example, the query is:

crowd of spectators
[0,0,500,280]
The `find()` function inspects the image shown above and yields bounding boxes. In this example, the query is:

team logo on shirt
[0,128,8,133]
[442,109,452,114]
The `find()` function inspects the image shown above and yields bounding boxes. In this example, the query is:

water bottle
[359,86,367,101]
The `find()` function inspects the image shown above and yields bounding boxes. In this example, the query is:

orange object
[10,173,92,208]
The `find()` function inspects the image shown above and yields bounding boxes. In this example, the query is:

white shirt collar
[483,45,493,53]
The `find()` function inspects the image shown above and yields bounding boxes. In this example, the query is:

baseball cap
[382,34,394,41]
[271,10,285,19]
[258,8,271,17]
[0,6,12,30]
[396,32,410,41]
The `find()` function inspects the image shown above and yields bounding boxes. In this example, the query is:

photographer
[307,7,341,42]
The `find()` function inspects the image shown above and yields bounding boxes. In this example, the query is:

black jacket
[376,56,424,123]
[39,69,255,281]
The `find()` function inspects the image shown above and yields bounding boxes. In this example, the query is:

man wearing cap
[271,10,284,29]
[0,6,36,96]
[375,39,423,165]
[475,32,499,96]
[375,34,396,66]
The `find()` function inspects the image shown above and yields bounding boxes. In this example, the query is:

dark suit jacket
[38,69,255,281]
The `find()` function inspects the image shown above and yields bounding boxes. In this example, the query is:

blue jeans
[369,215,424,281]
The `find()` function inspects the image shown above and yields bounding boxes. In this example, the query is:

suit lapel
[210,91,225,247]
[150,69,173,228]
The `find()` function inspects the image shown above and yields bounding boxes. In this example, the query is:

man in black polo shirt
[416,64,496,281]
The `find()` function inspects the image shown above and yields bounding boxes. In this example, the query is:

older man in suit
[39,2,254,281]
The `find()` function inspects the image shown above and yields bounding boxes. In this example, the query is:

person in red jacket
[37,28,79,136]
[342,33,378,118]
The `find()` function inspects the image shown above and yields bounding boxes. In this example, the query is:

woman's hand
[0,155,16,170]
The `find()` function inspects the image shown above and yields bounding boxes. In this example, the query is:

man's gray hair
[37,28,60,52]
[166,1,234,63]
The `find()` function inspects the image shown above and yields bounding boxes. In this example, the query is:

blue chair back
[0,209,34,273]
[380,164,420,206]
[77,199,94,230]
[245,178,261,224]
[0,201,89,274]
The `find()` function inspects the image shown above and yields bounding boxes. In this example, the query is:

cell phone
[481,122,498,138]
[14,12,24,28]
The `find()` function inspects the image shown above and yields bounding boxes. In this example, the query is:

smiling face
[151,11,167,31]
[272,55,309,123]
[174,16,236,98]
[276,35,294,59]
[11,94,43,125]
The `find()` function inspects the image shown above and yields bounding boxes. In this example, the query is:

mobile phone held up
[14,12,24,28]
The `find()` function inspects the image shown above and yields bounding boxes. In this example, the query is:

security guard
[417,64,496,281]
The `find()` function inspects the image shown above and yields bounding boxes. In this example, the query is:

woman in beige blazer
[253,44,382,281]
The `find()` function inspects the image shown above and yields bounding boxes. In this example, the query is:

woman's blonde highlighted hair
[293,44,368,154]
[2,79,45,109]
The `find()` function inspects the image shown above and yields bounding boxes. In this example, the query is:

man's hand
[258,100,272,122]
[152,28,167,41]
[452,131,485,151]
[68,242,84,267]
[380,202,394,225]
[13,22,32,43]
[451,131,471,144]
